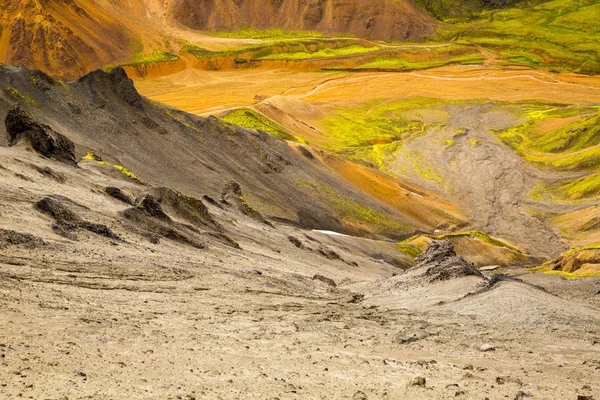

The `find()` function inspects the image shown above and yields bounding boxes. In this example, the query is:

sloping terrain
[0,0,135,80]
[414,0,549,20]
[172,0,437,41]
[1,65,449,239]
[1,112,599,399]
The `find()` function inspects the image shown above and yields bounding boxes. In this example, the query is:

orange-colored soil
[134,66,600,116]
[314,150,467,229]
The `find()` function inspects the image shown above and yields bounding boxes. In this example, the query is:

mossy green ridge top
[220,108,297,141]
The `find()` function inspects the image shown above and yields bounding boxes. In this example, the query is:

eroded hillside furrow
[172,0,437,41]
[387,103,566,258]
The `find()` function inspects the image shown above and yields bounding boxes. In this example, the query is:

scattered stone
[313,274,336,287]
[150,187,219,230]
[274,376,286,382]
[578,396,595,400]
[479,265,499,271]
[398,336,419,344]
[383,359,398,367]
[480,344,495,352]
[348,293,364,304]
[455,391,466,397]
[407,376,426,387]
[77,67,143,108]
[221,180,272,226]
[288,236,304,249]
[353,391,368,400]
[514,391,532,399]
[31,165,66,183]
[318,247,341,261]
[74,370,86,377]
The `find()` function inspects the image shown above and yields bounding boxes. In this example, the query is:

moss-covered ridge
[219,108,299,142]
[530,244,600,278]
[438,0,600,74]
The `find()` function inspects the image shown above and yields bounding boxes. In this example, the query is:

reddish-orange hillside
[0,0,438,79]
[0,0,137,80]
[173,0,437,41]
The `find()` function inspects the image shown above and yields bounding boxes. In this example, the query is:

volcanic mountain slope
[414,0,548,20]
[0,65,471,240]
[0,0,439,79]
[0,0,136,80]
[0,67,598,397]
[172,0,438,41]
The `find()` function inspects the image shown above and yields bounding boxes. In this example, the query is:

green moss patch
[220,108,297,141]
[209,28,328,40]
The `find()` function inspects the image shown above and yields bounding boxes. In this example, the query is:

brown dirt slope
[172,0,437,41]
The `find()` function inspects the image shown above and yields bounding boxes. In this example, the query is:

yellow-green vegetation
[354,45,484,70]
[530,244,600,278]
[529,268,600,278]
[530,172,600,200]
[220,108,297,141]
[257,44,381,60]
[438,230,523,252]
[128,51,179,66]
[304,180,412,234]
[415,0,549,22]
[82,152,144,184]
[439,0,600,73]
[355,53,484,70]
[402,151,448,185]
[103,51,179,70]
[183,39,363,61]
[320,97,466,171]
[397,230,524,259]
[210,28,327,40]
[532,112,600,153]
[468,138,482,147]
[323,98,449,148]
[493,104,600,170]
[397,243,423,259]
[6,87,36,104]
[27,72,38,87]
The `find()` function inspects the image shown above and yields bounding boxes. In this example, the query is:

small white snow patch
[312,230,351,237]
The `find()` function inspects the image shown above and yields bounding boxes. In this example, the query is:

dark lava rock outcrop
[0,228,45,249]
[76,67,144,109]
[414,239,485,283]
[5,105,76,165]
[221,180,273,226]
[34,196,120,240]
[149,187,221,231]
[123,189,237,249]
